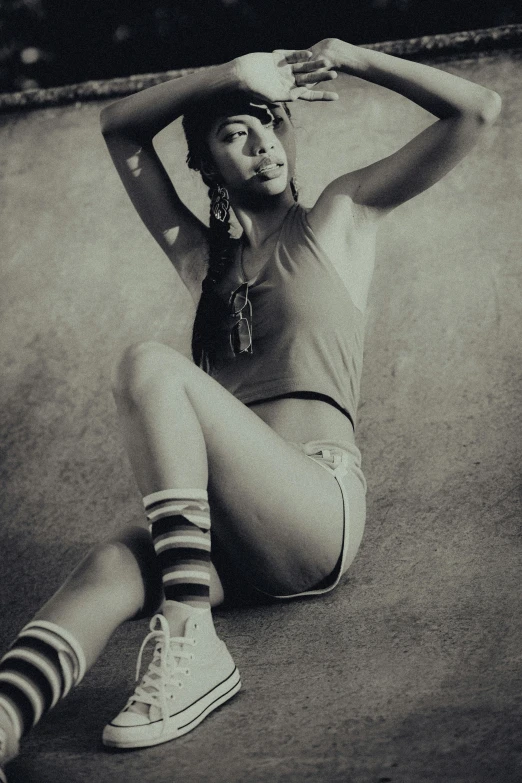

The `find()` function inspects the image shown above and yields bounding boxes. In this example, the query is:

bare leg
[33,535,152,670]
[112,341,354,599]
[0,340,360,765]
[28,526,224,670]
[0,523,227,769]
[0,528,155,770]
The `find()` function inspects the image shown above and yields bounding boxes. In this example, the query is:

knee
[111,341,188,405]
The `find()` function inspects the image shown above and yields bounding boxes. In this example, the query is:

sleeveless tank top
[210,202,367,429]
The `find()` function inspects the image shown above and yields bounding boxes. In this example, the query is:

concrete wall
[0,46,521,782]
[1,51,519,557]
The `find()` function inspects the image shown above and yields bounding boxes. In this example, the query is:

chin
[259,178,289,196]
[234,178,288,208]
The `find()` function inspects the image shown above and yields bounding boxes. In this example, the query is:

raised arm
[100,51,337,303]
[307,38,502,218]
[99,64,238,303]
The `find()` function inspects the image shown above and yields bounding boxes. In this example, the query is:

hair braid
[191,187,236,373]
[183,95,297,374]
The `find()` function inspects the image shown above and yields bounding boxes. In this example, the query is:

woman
[0,38,500,778]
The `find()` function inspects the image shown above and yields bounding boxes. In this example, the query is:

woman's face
[205,102,296,202]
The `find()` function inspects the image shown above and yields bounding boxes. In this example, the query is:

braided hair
[182,94,298,374]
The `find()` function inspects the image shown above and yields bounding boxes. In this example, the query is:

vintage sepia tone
[0,17,520,783]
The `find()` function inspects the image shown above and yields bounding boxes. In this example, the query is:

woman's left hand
[234,50,339,103]
[306,38,359,73]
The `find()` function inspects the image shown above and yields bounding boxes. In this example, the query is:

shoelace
[130,614,196,735]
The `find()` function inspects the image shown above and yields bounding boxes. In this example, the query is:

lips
[255,157,284,174]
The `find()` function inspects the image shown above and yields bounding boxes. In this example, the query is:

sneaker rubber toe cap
[107,711,151,727]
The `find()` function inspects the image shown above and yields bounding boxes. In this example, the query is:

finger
[296,70,337,85]
[278,48,313,63]
[295,87,339,102]
[292,59,330,74]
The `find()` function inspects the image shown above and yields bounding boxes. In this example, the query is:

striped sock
[0,620,86,743]
[144,488,212,609]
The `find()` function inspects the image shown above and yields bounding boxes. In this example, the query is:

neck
[232,191,296,250]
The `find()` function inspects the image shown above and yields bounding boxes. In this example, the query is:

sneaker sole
[102,667,241,749]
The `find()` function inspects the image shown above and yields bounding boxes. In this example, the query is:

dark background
[1,0,521,93]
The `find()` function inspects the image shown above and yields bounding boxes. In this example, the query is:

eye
[224,129,246,142]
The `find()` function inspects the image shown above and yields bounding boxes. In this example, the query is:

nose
[251,125,275,155]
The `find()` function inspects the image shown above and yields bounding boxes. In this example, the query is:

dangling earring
[210,184,230,223]
[290,176,300,203]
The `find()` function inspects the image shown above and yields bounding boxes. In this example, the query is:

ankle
[161,601,212,637]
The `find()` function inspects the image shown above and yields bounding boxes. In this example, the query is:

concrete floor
[1,47,521,783]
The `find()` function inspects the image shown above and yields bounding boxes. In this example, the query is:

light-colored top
[211,202,367,429]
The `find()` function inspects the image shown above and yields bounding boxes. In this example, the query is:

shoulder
[305,174,379,238]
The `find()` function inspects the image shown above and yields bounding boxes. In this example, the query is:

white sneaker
[102,612,241,748]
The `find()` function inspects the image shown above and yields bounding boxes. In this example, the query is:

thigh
[159,349,346,595]
[213,442,367,604]
[254,441,367,599]
[207,419,345,596]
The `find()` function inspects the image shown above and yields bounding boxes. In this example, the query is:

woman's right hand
[233,50,339,103]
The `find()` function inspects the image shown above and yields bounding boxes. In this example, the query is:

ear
[200,158,218,182]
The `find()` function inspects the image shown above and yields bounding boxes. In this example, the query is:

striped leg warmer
[144,488,212,609]
[0,620,86,743]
